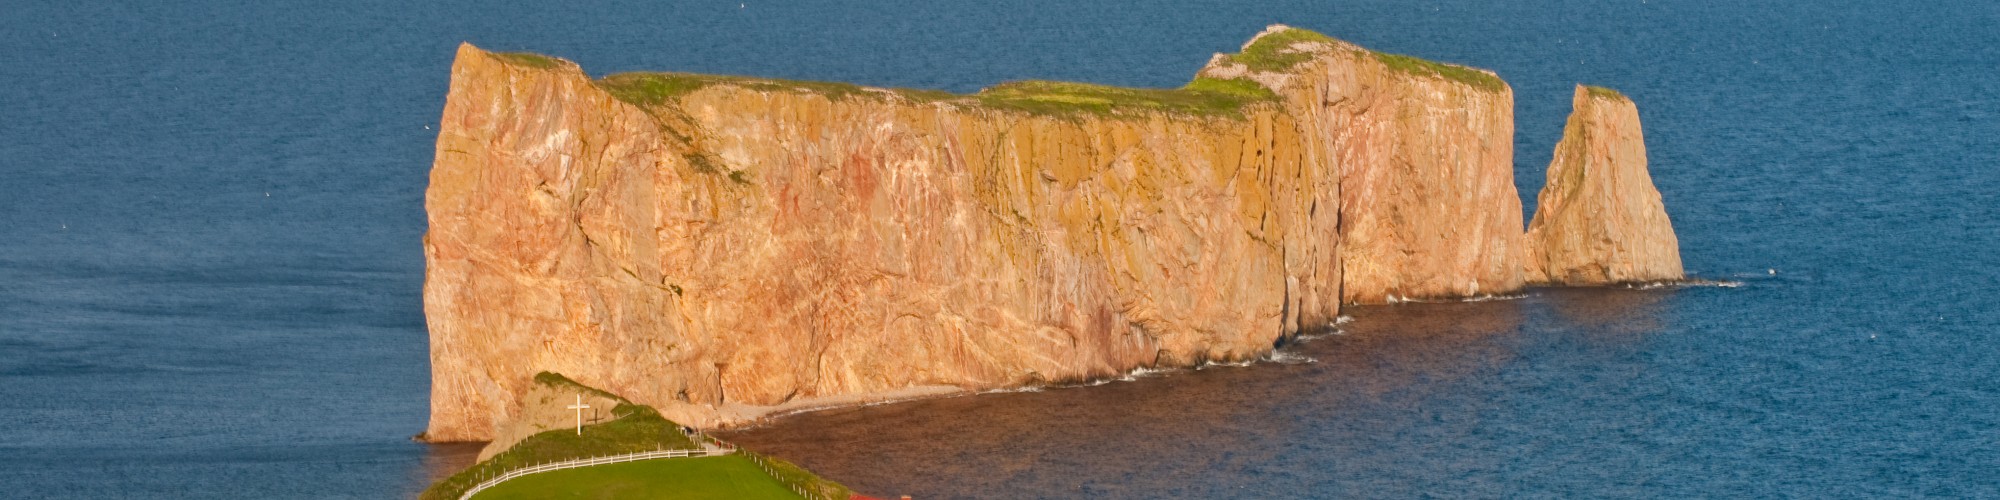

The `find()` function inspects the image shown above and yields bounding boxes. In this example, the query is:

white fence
[458,447,731,500]
[744,452,837,500]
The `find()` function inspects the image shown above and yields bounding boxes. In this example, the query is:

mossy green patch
[1181,76,1279,101]
[493,52,564,70]
[1227,28,1339,73]
[581,25,1501,119]
[1584,85,1628,101]
[595,62,1282,119]
[1368,51,1508,92]
[974,80,1272,118]
[597,72,887,106]
[1176,27,1334,111]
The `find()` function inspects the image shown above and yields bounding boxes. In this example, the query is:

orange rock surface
[1524,85,1683,285]
[421,26,1670,441]
[1201,30,1523,304]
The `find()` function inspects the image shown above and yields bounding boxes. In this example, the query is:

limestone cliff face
[1524,85,1682,284]
[425,40,1346,439]
[424,26,1593,440]
[1199,28,1523,303]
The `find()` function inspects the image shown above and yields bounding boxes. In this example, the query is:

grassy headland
[419,403,698,500]
[422,372,853,500]
[467,456,802,500]
[500,26,1506,120]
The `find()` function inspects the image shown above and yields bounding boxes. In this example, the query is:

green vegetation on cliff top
[1193,26,1506,93]
[422,372,852,500]
[1584,85,1629,100]
[1222,27,1338,72]
[499,26,1506,119]
[1368,51,1508,92]
[974,79,1273,117]
[594,70,1274,119]
[492,52,564,70]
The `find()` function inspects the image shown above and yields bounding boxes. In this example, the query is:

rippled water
[3,0,1996,497]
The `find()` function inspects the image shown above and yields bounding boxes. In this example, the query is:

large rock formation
[1523,85,1682,284]
[422,26,1661,441]
[1198,28,1522,303]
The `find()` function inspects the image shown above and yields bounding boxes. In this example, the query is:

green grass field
[425,373,853,500]
[469,455,803,500]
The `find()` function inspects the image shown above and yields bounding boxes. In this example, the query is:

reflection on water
[721,289,1680,498]
[415,442,484,491]
[1541,286,1672,337]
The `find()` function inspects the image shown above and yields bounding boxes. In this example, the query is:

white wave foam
[1390,292,1527,304]
[1196,359,1256,370]
[1627,278,1745,289]
[1266,350,1318,365]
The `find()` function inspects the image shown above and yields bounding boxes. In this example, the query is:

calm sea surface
[3,0,1996,497]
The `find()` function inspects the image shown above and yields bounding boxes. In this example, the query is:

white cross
[566,395,591,436]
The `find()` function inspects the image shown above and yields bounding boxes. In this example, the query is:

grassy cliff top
[489,25,1506,118]
[491,52,567,70]
[593,70,1277,119]
[1583,84,1630,101]
[1368,51,1508,92]
[1196,25,1506,93]
[1213,26,1340,73]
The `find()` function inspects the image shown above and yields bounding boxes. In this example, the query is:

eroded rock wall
[423,48,679,441]
[1524,85,1683,285]
[425,40,1347,439]
[1203,36,1524,304]
[424,26,1657,441]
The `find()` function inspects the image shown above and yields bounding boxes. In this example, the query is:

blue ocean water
[2,0,1995,497]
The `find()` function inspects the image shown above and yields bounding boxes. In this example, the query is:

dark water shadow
[1536,286,1673,336]
[412,442,484,493]
[413,288,1685,498]
[718,298,1572,498]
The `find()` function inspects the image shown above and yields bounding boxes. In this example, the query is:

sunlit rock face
[1202,30,1524,304]
[421,26,1633,440]
[1524,85,1683,285]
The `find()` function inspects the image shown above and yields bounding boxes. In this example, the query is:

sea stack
[1524,85,1683,285]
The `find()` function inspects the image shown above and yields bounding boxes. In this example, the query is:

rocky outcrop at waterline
[1524,85,1683,285]
[421,25,1680,440]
